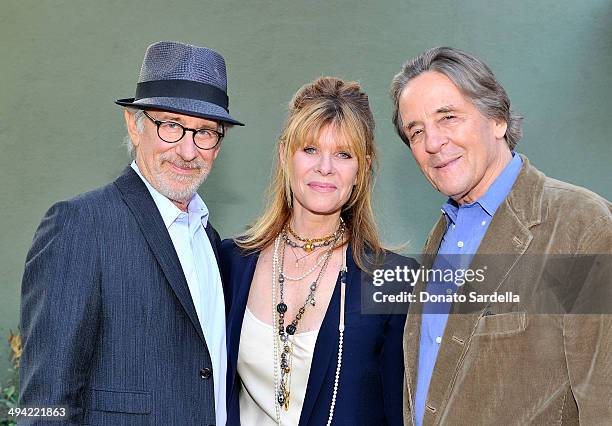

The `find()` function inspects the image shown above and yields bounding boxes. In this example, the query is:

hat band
[135,79,229,111]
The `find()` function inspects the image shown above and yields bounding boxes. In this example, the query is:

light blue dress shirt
[131,162,227,426]
[414,153,523,425]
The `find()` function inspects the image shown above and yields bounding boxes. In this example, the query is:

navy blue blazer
[20,166,223,425]
[220,239,417,426]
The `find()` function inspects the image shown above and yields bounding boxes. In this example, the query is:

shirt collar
[441,152,523,222]
[187,189,209,230]
[130,161,209,230]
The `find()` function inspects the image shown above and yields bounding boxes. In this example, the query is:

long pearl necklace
[327,248,347,426]
[272,235,282,425]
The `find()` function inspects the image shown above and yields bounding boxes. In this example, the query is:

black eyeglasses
[142,111,224,150]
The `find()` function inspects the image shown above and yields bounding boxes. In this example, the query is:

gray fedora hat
[116,41,244,126]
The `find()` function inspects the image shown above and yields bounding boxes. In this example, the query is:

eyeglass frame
[141,110,225,150]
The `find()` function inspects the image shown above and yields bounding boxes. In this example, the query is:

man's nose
[424,126,447,154]
[174,132,199,161]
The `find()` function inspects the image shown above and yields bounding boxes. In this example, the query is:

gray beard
[155,170,209,202]
[154,154,211,203]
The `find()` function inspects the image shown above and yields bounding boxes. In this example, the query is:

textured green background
[2,1,611,383]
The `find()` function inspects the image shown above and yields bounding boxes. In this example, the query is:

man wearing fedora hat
[20,41,243,425]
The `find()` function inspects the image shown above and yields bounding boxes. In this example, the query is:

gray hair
[123,108,146,160]
[390,46,523,150]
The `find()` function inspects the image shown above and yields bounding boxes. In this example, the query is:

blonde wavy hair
[237,76,384,271]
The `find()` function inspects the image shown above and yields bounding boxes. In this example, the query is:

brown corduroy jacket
[403,155,612,425]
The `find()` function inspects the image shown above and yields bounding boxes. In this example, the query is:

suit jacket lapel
[113,166,206,344]
[456,155,540,314]
[451,156,539,316]
[454,198,534,311]
[205,224,221,265]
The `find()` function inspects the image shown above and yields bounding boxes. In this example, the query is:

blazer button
[200,367,213,379]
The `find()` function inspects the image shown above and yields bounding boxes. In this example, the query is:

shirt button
[481,220,486,226]
[435,336,442,344]
[457,241,464,248]
[452,224,456,229]
[199,367,213,379]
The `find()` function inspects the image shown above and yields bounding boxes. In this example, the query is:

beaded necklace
[277,229,339,409]
[271,225,348,425]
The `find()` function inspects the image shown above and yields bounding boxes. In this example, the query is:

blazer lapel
[403,217,446,425]
[455,155,541,316]
[227,251,259,407]
[113,166,206,344]
[298,245,358,426]
[453,199,534,313]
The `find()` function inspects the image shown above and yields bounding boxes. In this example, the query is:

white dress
[237,307,319,425]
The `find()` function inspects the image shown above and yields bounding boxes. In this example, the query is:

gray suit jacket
[20,166,223,425]
[403,156,612,425]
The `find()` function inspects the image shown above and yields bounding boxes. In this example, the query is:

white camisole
[237,307,319,425]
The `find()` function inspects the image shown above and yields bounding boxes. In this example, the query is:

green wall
[2,0,611,382]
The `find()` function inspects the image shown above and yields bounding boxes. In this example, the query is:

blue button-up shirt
[414,153,523,425]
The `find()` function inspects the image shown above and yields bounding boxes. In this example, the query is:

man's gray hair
[390,46,523,150]
[123,108,146,160]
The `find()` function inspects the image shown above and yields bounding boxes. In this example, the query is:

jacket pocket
[88,388,151,414]
[473,311,526,336]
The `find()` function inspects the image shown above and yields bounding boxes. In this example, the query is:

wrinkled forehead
[400,71,469,118]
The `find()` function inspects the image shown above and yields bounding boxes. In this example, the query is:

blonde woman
[221,77,417,425]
